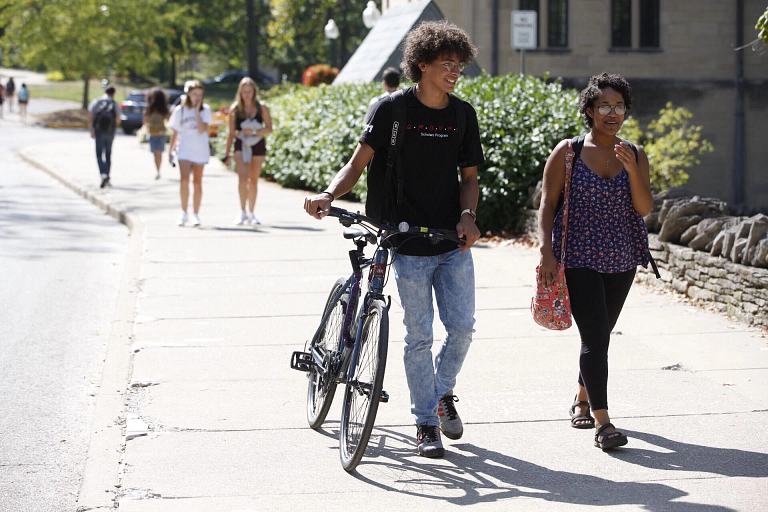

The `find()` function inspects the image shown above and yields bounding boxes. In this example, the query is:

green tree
[268,0,369,80]
[0,0,184,107]
[620,102,714,192]
[756,6,768,45]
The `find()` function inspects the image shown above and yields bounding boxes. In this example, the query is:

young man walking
[88,86,120,188]
[304,21,484,458]
[368,66,401,108]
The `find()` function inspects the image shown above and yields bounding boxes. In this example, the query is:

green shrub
[454,74,581,230]
[46,70,77,81]
[619,103,713,192]
[218,74,582,231]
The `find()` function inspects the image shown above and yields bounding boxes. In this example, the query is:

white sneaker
[177,211,188,226]
[190,213,201,226]
[248,212,261,225]
[235,210,247,225]
[155,171,161,180]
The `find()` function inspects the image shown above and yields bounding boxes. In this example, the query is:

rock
[688,217,739,251]
[752,238,768,268]
[711,217,749,257]
[743,214,768,264]
[680,225,698,245]
[658,196,727,244]
[731,237,748,263]
[645,211,661,233]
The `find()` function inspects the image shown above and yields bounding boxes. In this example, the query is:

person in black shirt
[304,20,484,459]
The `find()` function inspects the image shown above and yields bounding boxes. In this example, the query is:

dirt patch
[38,109,89,128]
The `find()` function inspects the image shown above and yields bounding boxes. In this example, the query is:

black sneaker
[99,175,108,188]
[104,178,112,187]
[438,393,463,440]
[416,424,444,458]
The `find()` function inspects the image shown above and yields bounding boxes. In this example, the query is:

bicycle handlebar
[326,207,465,246]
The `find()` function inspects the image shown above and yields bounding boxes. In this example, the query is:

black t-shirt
[360,86,484,256]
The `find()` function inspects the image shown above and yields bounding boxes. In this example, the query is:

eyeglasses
[440,61,466,73]
[596,104,627,116]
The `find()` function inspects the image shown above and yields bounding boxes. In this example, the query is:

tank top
[552,157,650,273]
[235,104,263,131]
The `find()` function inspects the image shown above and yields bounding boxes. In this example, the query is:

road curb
[16,148,142,511]
[16,149,136,231]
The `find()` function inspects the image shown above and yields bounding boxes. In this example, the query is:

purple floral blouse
[552,158,650,273]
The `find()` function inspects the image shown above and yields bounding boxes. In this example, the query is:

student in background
[143,88,170,180]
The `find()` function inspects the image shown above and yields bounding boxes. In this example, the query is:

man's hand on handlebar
[456,215,480,252]
[304,193,333,220]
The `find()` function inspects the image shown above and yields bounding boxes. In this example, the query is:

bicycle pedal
[379,390,389,403]
[290,351,313,372]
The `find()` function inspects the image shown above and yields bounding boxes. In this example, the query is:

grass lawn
[27,80,239,111]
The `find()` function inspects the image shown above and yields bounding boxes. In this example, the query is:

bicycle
[290,206,464,472]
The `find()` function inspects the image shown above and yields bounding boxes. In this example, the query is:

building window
[548,0,568,47]
[640,0,660,47]
[519,0,540,47]
[611,0,632,48]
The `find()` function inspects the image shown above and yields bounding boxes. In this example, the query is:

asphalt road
[0,121,129,511]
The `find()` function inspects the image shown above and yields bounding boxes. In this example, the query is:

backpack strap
[383,89,406,218]
[571,134,586,162]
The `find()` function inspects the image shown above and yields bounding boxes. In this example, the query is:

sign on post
[511,10,537,75]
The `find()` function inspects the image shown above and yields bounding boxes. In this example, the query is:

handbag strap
[560,140,575,264]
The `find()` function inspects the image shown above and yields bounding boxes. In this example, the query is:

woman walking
[538,73,653,451]
[143,88,169,179]
[224,77,272,226]
[167,80,212,227]
[18,83,29,123]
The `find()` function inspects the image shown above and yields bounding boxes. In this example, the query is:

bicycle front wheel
[307,278,347,429]
[339,299,388,472]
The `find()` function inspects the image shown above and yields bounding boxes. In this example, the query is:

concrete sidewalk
[18,133,768,511]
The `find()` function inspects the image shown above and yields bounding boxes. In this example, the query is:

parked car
[119,88,183,135]
[202,69,276,86]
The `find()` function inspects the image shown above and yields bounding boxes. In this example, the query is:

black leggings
[565,267,636,411]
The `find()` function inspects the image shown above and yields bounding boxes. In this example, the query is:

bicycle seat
[343,227,369,240]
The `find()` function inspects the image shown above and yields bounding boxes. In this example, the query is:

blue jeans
[95,131,115,177]
[392,248,475,426]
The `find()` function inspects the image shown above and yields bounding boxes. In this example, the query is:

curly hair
[400,20,478,82]
[579,73,633,128]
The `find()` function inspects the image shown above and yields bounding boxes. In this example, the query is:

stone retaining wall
[521,210,768,328]
[636,235,768,327]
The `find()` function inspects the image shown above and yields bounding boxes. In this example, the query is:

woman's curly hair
[579,73,633,128]
[400,20,478,82]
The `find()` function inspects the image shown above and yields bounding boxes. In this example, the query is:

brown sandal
[594,422,628,451]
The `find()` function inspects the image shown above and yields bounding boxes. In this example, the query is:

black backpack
[366,87,468,223]
[93,98,116,132]
[568,134,660,278]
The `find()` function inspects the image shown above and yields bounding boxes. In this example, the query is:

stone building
[381,0,768,211]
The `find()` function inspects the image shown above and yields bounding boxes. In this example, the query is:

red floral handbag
[531,140,574,330]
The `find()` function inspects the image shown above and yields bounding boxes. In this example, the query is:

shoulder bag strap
[561,140,575,264]
[382,89,406,219]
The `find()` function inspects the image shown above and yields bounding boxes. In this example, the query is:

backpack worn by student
[93,98,116,132]
[366,87,468,223]
[18,88,29,103]
[569,134,660,278]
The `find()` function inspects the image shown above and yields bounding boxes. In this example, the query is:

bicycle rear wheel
[307,278,347,429]
[339,299,388,472]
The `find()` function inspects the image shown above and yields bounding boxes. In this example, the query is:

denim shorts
[148,135,166,152]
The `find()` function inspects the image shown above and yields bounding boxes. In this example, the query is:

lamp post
[362,1,381,29]
[324,19,340,68]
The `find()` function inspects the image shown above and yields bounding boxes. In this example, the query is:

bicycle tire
[339,299,388,472]
[307,278,347,429]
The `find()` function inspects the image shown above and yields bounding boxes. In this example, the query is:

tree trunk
[170,53,177,89]
[247,0,258,81]
[82,75,89,110]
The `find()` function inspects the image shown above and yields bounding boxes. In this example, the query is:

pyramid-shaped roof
[333,0,481,84]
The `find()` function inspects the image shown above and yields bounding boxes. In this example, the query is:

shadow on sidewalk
[614,429,768,477]
[333,427,738,511]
